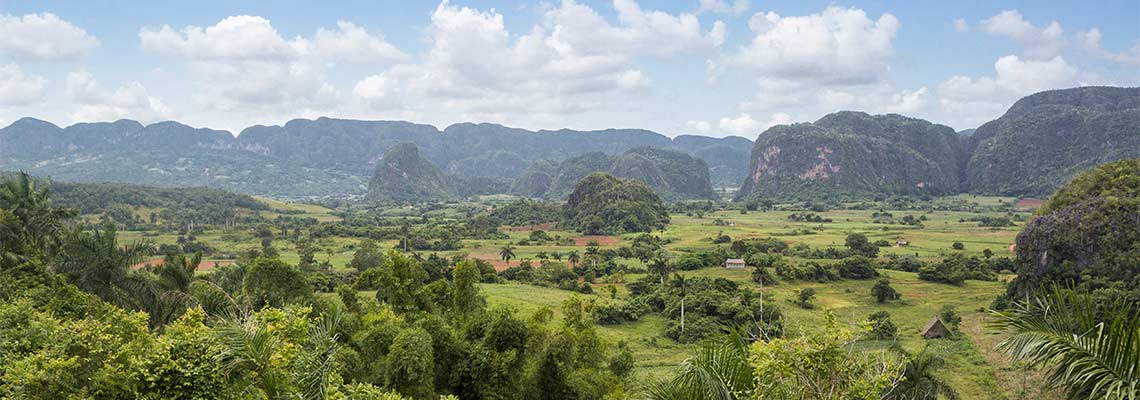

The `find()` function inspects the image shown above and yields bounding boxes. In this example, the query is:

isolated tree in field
[951,242,965,250]
[348,239,385,272]
[845,233,879,258]
[499,244,516,264]
[566,250,579,267]
[871,278,901,303]
[796,288,816,309]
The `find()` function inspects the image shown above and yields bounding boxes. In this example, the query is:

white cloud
[351,0,721,127]
[139,15,402,118]
[881,87,929,114]
[314,21,408,64]
[65,71,173,123]
[686,120,711,133]
[1077,28,1140,66]
[0,64,46,106]
[718,112,792,137]
[0,13,99,59]
[953,18,969,33]
[980,10,1065,59]
[545,0,726,58]
[937,55,1078,128]
[728,7,899,85]
[696,0,749,16]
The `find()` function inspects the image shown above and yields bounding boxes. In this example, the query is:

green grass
[114,195,1029,398]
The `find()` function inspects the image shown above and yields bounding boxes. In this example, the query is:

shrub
[867,311,897,339]
[870,279,900,303]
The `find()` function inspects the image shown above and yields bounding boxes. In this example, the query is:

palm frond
[988,286,1140,399]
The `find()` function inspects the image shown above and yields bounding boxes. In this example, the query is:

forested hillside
[0,117,748,199]
[965,87,1140,196]
[737,87,1139,201]
[512,147,717,201]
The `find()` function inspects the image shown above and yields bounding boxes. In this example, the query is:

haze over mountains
[1,86,1137,201]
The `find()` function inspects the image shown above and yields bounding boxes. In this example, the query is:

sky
[0,0,1136,138]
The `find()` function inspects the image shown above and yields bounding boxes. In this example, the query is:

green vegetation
[367,143,457,203]
[967,87,1140,196]
[560,173,670,234]
[511,147,717,201]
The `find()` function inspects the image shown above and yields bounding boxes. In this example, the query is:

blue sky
[0,0,1136,137]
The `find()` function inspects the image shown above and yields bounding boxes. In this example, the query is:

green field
[118,196,1042,399]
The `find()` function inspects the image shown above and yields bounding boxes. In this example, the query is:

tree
[989,287,1140,399]
[845,233,879,258]
[349,239,385,272]
[55,225,152,309]
[566,250,579,267]
[796,288,816,309]
[386,327,435,400]
[452,259,483,315]
[670,274,691,334]
[937,306,961,332]
[499,244,516,264]
[871,279,901,303]
[374,250,428,314]
[242,257,312,309]
[750,312,903,399]
[867,311,897,339]
[646,329,755,399]
[647,255,671,285]
[951,242,965,250]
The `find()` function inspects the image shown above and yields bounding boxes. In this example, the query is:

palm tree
[499,244,516,264]
[671,273,690,333]
[567,251,580,267]
[889,345,958,400]
[648,255,671,284]
[988,286,1140,399]
[646,328,754,400]
[54,226,151,307]
[0,172,72,263]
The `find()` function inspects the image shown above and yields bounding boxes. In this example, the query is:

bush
[867,311,897,339]
[836,256,878,279]
[951,242,965,250]
[870,279,900,303]
[796,288,816,309]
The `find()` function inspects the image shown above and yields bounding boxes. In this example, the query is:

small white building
[725,258,747,269]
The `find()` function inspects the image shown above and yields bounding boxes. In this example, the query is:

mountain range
[0,117,749,199]
[1,86,1136,201]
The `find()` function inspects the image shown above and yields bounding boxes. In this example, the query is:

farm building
[922,317,951,339]
[895,239,909,247]
[724,258,747,269]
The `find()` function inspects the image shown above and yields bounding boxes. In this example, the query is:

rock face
[737,113,962,200]
[366,143,455,203]
[511,147,717,201]
[736,87,1140,200]
[965,87,1140,196]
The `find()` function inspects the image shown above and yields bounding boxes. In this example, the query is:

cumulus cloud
[937,55,1078,128]
[139,15,401,116]
[727,7,899,85]
[351,0,722,126]
[0,13,99,59]
[696,0,749,16]
[0,64,46,106]
[1076,28,1140,66]
[718,112,792,137]
[314,21,408,64]
[65,71,173,123]
[686,120,711,133]
[980,10,1065,59]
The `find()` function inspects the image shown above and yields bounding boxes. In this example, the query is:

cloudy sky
[0,0,1136,138]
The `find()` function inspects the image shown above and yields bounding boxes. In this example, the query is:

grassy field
[116,196,1040,399]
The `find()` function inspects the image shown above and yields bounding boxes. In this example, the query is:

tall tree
[499,244,516,264]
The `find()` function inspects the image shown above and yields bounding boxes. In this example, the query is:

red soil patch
[130,257,234,272]
[1015,198,1044,208]
[470,254,524,272]
[508,222,554,232]
[574,235,619,246]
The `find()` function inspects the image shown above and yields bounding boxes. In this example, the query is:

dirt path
[960,314,1061,400]
[130,257,234,272]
